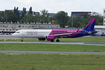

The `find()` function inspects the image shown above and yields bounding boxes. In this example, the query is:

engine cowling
[47,36,55,41]
[38,38,46,41]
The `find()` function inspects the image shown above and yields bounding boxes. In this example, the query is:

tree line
[67,16,103,28]
[0,7,103,28]
[52,11,103,28]
[0,7,50,24]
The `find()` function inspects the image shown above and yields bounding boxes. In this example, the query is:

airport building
[0,22,60,31]
[71,12,102,17]
[94,9,105,34]
[71,12,91,17]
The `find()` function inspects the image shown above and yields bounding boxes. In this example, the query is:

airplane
[12,18,97,42]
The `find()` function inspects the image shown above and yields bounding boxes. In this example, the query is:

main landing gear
[51,39,60,42]
[51,40,54,42]
[56,39,60,42]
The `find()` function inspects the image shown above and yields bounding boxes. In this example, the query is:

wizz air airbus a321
[12,18,97,42]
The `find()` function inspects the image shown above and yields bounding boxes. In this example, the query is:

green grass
[0,53,105,70]
[0,43,105,52]
[0,37,105,70]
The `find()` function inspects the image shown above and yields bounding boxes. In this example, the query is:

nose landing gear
[56,39,60,42]
[21,38,23,42]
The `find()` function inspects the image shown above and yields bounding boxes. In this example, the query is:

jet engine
[38,38,46,41]
[47,36,55,42]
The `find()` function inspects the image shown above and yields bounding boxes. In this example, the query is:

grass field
[0,37,105,70]
[0,43,105,52]
[0,53,105,70]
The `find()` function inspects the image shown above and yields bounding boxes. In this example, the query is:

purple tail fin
[83,18,96,31]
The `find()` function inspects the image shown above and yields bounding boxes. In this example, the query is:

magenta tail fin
[83,18,96,31]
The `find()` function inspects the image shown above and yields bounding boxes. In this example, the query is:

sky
[0,0,105,16]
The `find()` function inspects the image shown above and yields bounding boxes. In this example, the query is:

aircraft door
[21,31,27,38]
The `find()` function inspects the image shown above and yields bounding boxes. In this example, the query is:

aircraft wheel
[21,38,23,42]
[51,40,54,42]
[56,39,60,42]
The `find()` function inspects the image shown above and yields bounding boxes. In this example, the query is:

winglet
[76,28,80,32]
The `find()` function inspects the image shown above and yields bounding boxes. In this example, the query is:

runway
[0,35,17,39]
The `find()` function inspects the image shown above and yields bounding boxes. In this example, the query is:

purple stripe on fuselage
[49,29,82,38]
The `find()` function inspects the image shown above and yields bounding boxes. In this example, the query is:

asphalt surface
[0,35,18,39]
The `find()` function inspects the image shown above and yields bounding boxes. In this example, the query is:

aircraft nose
[12,33,16,37]
[12,34,14,36]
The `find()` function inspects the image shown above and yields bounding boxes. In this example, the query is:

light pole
[71,13,73,28]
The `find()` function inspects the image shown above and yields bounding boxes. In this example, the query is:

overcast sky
[0,0,105,16]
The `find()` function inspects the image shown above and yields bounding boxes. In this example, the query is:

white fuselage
[12,29,52,38]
